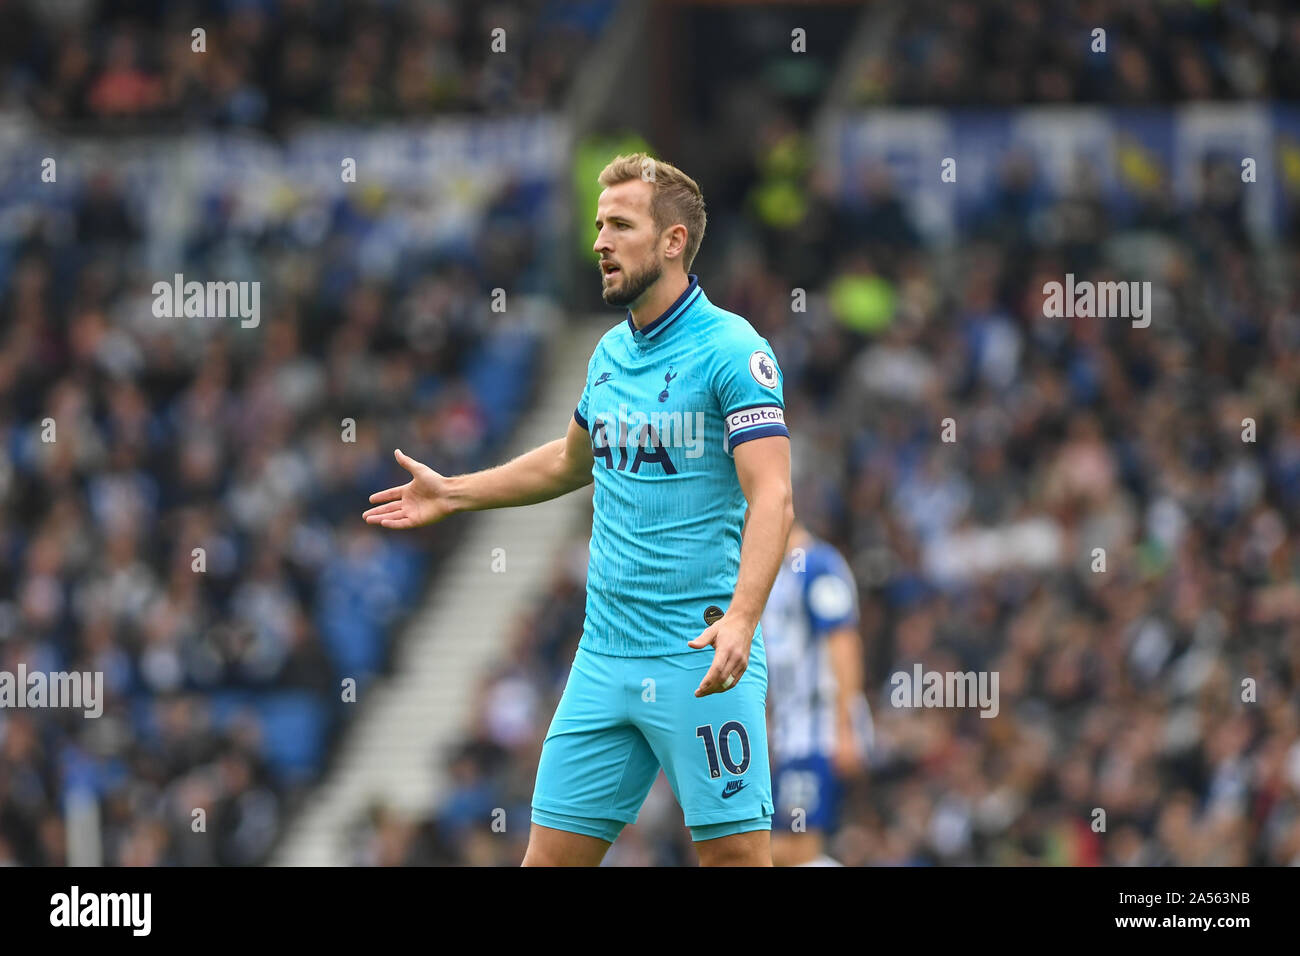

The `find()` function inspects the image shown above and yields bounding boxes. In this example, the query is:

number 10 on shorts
[695,721,751,778]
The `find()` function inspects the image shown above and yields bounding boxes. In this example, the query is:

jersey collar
[626,273,702,343]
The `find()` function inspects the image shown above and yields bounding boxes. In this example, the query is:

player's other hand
[363,449,455,529]
[688,615,753,697]
[831,730,865,779]
[832,695,873,778]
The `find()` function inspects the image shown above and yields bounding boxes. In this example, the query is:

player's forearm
[446,438,591,513]
[727,487,794,630]
[828,628,864,727]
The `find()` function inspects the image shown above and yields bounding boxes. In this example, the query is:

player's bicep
[825,625,864,693]
[567,345,601,484]
[563,413,594,484]
[733,434,792,508]
[825,625,861,657]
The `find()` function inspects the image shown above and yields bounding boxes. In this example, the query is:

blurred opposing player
[363,153,793,866]
[761,518,872,866]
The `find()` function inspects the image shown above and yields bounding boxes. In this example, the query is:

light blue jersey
[573,273,788,657]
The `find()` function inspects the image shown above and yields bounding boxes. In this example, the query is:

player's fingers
[694,636,750,693]
[722,650,750,688]
[694,661,723,697]
[716,658,746,693]
[394,448,424,475]
[363,501,402,521]
[687,623,718,649]
[380,515,413,530]
[368,485,405,505]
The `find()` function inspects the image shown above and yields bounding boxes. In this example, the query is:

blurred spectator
[1,0,618,132]
[0,1,585,866]
[850,0,1300,106]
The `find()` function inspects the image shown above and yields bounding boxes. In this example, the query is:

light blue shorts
[531,635,773,844]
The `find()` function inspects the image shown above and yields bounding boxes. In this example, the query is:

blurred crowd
[0,5,569,866]
[0,0,614,131]
[342,5,1300,866]
[0,181,548,866]
[850,0,1300,105]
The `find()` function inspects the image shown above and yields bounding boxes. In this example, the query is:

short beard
[602,258,662,308]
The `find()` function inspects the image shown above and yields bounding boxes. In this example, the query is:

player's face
[593,180,664,308]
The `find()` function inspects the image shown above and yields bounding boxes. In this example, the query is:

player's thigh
[531,646,660,837]
[633,646,773,842]
[522,822,612,867]
[695,826,772,867]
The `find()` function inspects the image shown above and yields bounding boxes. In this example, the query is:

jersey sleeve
[711,329,789,453]
[574,348,596,431]
[802,546,859,639]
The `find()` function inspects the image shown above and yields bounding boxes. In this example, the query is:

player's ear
[662,223,687,260]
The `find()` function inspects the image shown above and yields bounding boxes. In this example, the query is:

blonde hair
[597,153,707,272]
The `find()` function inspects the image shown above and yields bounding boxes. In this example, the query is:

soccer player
[363,153,793,867]
[761,517,872,866]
